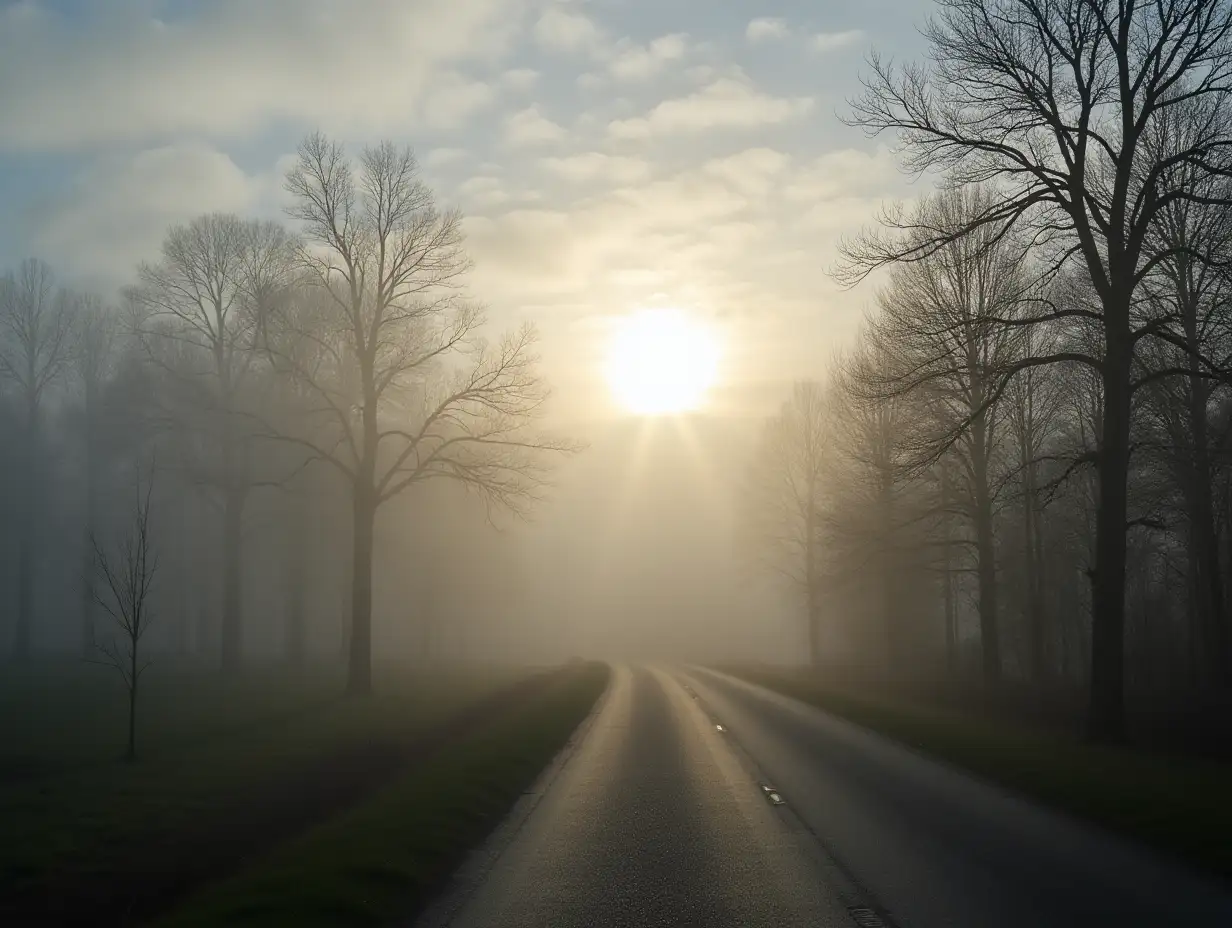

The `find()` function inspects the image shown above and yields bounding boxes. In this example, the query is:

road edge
[406,662,618,928]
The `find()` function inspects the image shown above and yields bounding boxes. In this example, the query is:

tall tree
[743,381,830,665]
[74,295,119,657]
[864,186,1027,684]
[0,259,76,657]
[128,214,293,671]
[843,0,1232,741]
[270,133,575,695]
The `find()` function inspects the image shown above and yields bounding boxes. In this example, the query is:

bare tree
[0,259,77,657]
[842,0,1232,741]
[863,186,1028,684]
[74,295,119,658]
[128,214,294,671]
[743,381,830,665]
[90,467,158,762]
[269,133,577,695]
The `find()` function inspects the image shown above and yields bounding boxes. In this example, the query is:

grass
[152,661,610,927]
[0,660,548,924]
[730,666,1232,882]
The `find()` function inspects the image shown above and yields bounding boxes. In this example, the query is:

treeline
[745,0,1232,743]
[0,133,570,693]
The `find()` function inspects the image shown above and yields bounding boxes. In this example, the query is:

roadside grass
[729,666,1232,882]
[153,661,610,928]
[0,662,540,924]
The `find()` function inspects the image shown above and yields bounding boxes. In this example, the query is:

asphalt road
[416,665,1232,928]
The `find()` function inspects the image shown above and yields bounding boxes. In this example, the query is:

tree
[128,214,294,671]
[89,467,158,762]
[843,0,1232,741]
[863,186,1028,684]
[744,381,830,665]
[74,295,119,658]
[269,133,576,695]
[0,259,77,658]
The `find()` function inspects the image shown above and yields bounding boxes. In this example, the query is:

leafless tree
[743,381,830,664]
[841,0,1232,741]
[861,186,1029,683]
[74,295,119,658]
[268,133,578,695]
[127,214,295,671]
[89,467,158,762]
[0,258,77,657]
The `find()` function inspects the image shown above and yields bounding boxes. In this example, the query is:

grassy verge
[730,667,1232,882]
[0,664,538,924]
[153,661,609,928]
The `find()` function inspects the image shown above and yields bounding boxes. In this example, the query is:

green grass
[731,667,1232,882]
[0,661,539,923]
[152,661,610,928]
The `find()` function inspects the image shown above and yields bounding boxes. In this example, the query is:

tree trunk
[13,401,37,659]
[970,415,1001,685]
[347,486,376,696]
[81,434,99,659]
[127,651,138,763]
[940,466,957,676]
[1022,456,1045,682]
[284,502,308,667]
[805,498,823,667]
[219,489,245,672]
[1088,333,1131,743]
[1187,379,1228,689]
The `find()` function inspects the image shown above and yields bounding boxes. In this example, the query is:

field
[731,666,1232,882]
[0,659,608,926]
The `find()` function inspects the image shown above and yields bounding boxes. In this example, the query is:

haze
[5,2,1232,926]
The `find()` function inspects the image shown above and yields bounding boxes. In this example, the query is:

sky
[0,0,935,422]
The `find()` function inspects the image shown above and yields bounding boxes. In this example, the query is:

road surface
[415,665,1232,928]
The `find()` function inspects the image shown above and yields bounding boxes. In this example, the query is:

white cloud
[30,144,263,285]
[746,18,789,42]
[418,72,497,130]
[424,147,471,168]
[608,78,813,139]
[500,68,540,91]
[504,106,567,146]
[812,30,864,51]
[607,33,689,81]
[0,0,521,148]
[542,153,652,185]
[534,6,602,54]
[701,148,791,198]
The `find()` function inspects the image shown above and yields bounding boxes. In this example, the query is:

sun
[604,308,720,415]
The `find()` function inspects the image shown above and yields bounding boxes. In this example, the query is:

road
[415,665,1232,928]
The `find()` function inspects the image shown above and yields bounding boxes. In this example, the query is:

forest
[0,133,573,710]
[744,0,1232,746]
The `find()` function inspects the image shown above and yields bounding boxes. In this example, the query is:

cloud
[812,30,864,51]
[501,68,540,91]
[0,0,522,149]
[29,144,264,285]
[746,18,789,42]
[542,153,652,185]
[534,6,602,54]
[504,106,567,146]
[424,147,472,168]
[608,78,813,139]
[418,72,497,130]
[701,148,791,198]
[607,33,689,81]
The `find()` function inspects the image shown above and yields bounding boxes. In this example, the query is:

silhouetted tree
[0,259,77,658]
[89,467,158,762]
[842,0,1232,741]
[743,381,830,664]
[268,133,577,695]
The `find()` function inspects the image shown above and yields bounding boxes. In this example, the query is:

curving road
[415,665,1232,928]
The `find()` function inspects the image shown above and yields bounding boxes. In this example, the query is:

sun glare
[604,308,720,415]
